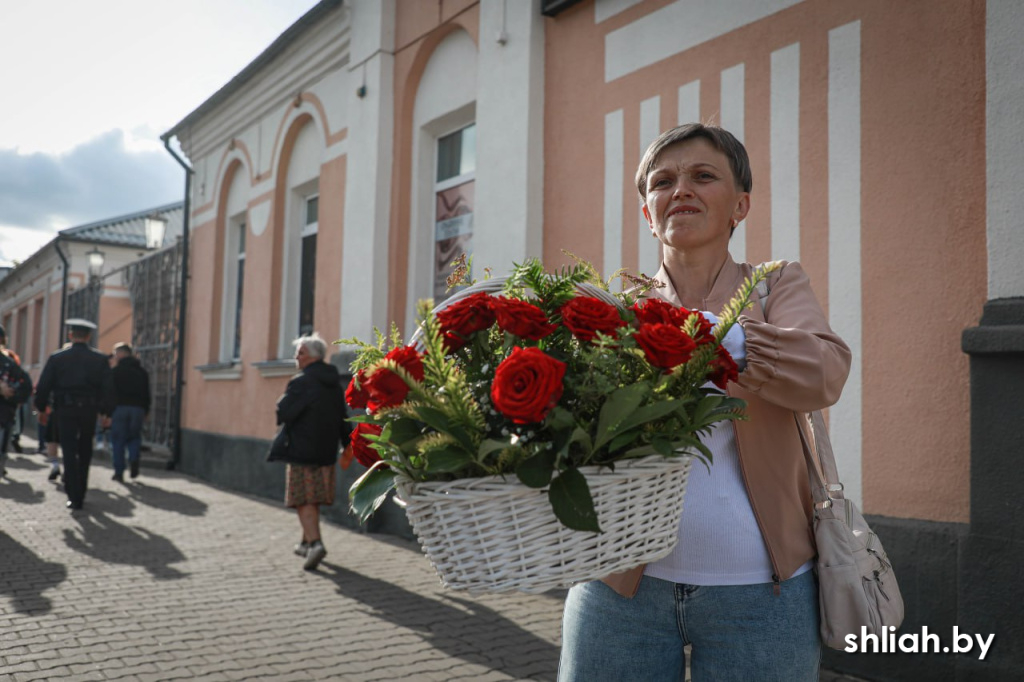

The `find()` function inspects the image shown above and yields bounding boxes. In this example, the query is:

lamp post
[86,246,106,280]
[144,213,168,249]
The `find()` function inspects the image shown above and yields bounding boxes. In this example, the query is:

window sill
[195,362,242,381]
[252,359,299,378]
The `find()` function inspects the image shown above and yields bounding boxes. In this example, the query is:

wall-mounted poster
[434,180,474,300]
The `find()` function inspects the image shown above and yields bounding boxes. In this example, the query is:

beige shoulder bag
[756,275,904,650]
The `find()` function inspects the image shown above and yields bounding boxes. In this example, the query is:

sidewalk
[0,439,563,681]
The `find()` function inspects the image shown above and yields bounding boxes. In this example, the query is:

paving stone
[0,442,563,681]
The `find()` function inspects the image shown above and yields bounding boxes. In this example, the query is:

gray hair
[292,332,327,360]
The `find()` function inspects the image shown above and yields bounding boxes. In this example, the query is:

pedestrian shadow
[86,488,136,518]
[4,452,47,471]
[0,532,67,614]
[0,475,46,504]
[63,511,189,580]
[127,481,208,517]
[314,563,559,680]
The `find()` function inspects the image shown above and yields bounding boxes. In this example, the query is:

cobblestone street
[0,442,564,681]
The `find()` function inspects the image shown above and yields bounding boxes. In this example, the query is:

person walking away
[109,343,151,482]
[268,333,350,571]
[0,325,32,478]
[34,319,115,511]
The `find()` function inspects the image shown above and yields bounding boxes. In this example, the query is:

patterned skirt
[284,463,336,508]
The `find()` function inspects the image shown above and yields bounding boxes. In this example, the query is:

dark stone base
[179,428,413,539]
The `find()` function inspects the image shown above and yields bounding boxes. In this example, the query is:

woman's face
[642,137,750,255]
[295,344,316,369]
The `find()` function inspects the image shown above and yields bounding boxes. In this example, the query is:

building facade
[161,1,1023,678]
[0,202,184,377]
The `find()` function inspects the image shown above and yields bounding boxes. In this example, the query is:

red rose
[345,369,371,409]
[364,346,425,409]
[492,296,556,340]
[708,346,739,389]
[351,422,384,468]
[631,298,691,327]
[691,314,716,346]
[560,296,625,343]
[633,323,697,371]
[437,292,496,351]
[491,347,566,424]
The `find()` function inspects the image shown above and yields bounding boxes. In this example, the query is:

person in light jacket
[269,332,350,571]
[558,124,852,682]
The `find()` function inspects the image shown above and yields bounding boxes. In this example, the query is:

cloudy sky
[0,0,320,266]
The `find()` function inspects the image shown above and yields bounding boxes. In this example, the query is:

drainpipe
[55,239,69,349]
[162,135,193,471]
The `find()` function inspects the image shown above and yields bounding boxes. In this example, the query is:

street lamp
[144,213,168,249]
[86,246,106,279]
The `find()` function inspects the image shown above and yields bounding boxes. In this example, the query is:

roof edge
[161,0,344,143]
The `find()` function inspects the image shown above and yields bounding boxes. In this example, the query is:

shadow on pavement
[127,480,209,517]
[0,476,46,505]
[85,488,137,518]
[0,532,68,614]
[4,452,47,471]
[63,511,189,580]
[315,563,559,681]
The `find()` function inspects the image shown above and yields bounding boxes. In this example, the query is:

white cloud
[0,129,183,265]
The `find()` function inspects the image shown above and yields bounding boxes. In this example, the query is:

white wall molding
[987,0,1024,299]
[605,0,802,82]
[340,0,395,342]
[827,20,863,506]
[475,0,545,280]
[770,42,801,262]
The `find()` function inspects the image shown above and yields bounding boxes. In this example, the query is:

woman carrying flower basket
[557,124,852,681]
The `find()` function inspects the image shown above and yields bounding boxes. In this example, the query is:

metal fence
[123,241,183,449]
[65,278,103,347]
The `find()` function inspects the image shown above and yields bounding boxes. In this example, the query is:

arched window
[219,162,250,363]
[278,121,323,356]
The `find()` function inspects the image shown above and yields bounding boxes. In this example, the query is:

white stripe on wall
[720,63,746,265]
[987,0,1024,299]
[638,96,662,276]
[604,109,625,281]
[605,0,803,82]
[770,42,801,262]
[827,20,862,506]
[595,0,644,24]
[677,79,701,125]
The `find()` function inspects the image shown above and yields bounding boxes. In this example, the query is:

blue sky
[0,0,320,265]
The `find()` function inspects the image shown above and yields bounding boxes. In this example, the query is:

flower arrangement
[342,257,780,533]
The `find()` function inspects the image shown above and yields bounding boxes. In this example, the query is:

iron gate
[124,241,183,449]
[66,278,103,347]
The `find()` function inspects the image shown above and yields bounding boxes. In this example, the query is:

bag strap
[756,267,845,509]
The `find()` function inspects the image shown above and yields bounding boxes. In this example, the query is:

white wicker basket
[395,454,693,594]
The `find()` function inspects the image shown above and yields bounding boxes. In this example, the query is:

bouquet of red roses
[343,258,779,533]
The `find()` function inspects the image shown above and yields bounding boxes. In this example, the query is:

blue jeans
[110,406,145,475]
[559,571,820,682]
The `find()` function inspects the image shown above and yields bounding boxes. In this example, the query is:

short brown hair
[635,123,752,199]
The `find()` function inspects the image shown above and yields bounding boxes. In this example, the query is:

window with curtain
[298,195,318,337]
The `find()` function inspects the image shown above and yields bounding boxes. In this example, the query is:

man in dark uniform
[35,319,114,511]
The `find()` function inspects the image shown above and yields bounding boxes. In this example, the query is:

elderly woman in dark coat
[270,332,350,571]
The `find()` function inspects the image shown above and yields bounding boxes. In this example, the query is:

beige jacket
[602,256,852,597]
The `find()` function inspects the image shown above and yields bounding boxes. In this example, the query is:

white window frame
[220,212,247,363]
[279,180,320,357]
[406,106,477,331]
